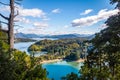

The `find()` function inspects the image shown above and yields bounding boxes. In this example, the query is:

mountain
[15,33,94,39]
[41,34,93,39]
[15,33,43,38]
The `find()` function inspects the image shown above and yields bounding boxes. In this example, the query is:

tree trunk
[8,0,14,49]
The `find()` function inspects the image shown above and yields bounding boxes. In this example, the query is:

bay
[14,38,83,80]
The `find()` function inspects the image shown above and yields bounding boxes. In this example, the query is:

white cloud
[52,8,61,13]
[18,7,46,18]
[72,9,119,27]
[33,22,48,28]
[0,6,9,12]
[80,9,93,15]
[15,17,30,24]
[0,5,47,18]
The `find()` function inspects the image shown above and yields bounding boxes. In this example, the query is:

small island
[28,38,88,63]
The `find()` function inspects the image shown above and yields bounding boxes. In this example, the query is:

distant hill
[15,33,43,38]
[15,33,94,39]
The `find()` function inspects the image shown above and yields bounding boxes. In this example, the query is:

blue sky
[0,0,118,35]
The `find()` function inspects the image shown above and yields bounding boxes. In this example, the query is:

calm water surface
[14,39,83,80]
[42,61,83,80]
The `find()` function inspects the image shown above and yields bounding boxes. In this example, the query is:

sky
[0,0,119,35]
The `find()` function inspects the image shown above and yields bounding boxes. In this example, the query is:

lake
[14,40,83,80]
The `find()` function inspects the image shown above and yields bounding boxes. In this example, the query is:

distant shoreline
[40,58,85,64]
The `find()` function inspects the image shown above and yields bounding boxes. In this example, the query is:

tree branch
[0,21,23,28]
[0,21,8,25]
[0,2,9,6]
[15,1,21,5]
[0,13,9,20]
[14,10,19,18]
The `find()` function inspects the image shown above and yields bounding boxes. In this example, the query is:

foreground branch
[0,13,9,20]
[0,21,8,25]
[0,21,23,28]
[0,2,9,6]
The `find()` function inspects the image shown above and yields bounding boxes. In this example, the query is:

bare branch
[0,21,23,28]
[0,21,8,25]
[0,1,9,6]
[14,10,19,18]
[14,25,23,28]
[15,1,21,5]
[0,13,9,20]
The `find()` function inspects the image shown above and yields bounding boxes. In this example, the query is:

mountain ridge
[15,32,94,39]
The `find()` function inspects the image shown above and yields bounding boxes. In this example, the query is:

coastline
[40,59,63,64]
[40,58,85,64]
[76,59,85,63]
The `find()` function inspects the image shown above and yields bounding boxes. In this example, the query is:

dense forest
[62,0,120,80]
[28,38,90,61]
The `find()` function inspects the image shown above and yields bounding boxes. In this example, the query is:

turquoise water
[14,41,83,80]
[42,61,83,80]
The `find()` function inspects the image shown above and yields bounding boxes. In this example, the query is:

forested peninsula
[28,38,90,62]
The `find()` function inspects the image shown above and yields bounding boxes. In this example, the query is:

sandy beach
[40,59,63,64]
[76,59,85,63]
[40,58,85,64]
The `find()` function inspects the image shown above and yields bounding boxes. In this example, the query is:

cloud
[72,9,119,27]
[0,6,9,11]
[33,22,48,28]
[15,17,30,24]
[17,7,46,18]
[52,8,61,13]
[80,9,93,15]
[0,5,47,18]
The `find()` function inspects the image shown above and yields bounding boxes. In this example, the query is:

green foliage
[65,52,80,61]
[25,65,48,80]
[110,0,120,4]
[28,45,43,51]
[28,38,86,61]
[80,10,120,80]
[61,72,79,80]
[63,1,120,79]
[0,40,48,80]
[0,31,8,43]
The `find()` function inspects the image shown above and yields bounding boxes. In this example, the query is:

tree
[0,0,20,49]
[110,0,120,10]
[79,0,120,79]
[63,0,120,79]
[0,40,49,80]
[61,72,79,80]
